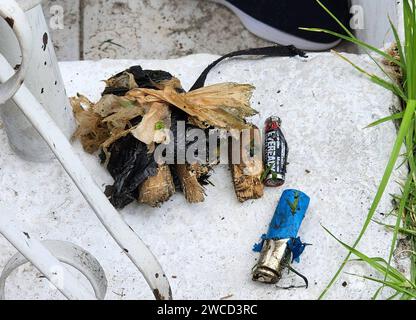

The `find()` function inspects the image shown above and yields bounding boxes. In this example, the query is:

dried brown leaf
[70,95,110,153]
[131,102,171,145]
[104,71,138,91]
[131,82,256,130]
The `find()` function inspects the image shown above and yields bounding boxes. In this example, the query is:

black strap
[190,45,307,91]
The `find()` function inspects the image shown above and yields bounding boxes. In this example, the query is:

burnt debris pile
[71,66,264,208]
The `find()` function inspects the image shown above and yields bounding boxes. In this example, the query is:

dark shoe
[212,0,351,51]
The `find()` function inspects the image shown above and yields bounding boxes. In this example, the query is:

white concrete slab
[0,53,408,299]
[42,0,80,61]
[81,0,270,60]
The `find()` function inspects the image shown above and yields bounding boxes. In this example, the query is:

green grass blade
[373,220,416,236]
[404,0,416,99]
[369,76,407,102]
[347,272,415,296]
[372,286,384,300]
[300,27,404,69]
[382,170,414,295]
[332,51,407,102]
[359,275,416,298]
[389,16,407,72]
[365,112,404,128]
[315,0,354,37]
[319,100,416,299]
[350,256,410,283]
[367,51,407,98]
[311,1,406,88]
[387,291,401,300]
[322,226,409,283]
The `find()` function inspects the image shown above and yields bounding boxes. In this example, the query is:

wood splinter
[175,164,205,203]
[138,165,175,207]
[230,125,264,203]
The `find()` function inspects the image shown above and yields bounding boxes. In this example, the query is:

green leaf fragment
[155,121,165,130]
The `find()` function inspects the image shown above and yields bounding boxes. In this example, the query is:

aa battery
[264,116,288,187]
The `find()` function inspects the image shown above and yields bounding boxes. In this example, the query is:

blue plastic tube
[254,189,310,262]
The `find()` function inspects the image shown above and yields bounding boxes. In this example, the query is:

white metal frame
[0,0,171,300]
[0,53,172,300]
[0,212,96,300]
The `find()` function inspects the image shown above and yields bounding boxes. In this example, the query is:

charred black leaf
[102,66,174,96]
[105,134,158,208]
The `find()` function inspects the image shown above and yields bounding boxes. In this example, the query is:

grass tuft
[304,0,416,300]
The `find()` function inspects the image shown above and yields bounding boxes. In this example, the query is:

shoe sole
[211,0,341,51]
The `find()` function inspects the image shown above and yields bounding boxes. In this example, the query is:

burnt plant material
[230,125,264,202]
[104,134,158,208]
[73,46,309,208]
[102,66,175,96]
[71,93,145,155]
[170,163,212,194]
[169,108,199,161]
[138,165,175,207]
[188,163,212,186]
[92,67,211,208]
[174,164,205,203]
[168,109,212,196]
[231,165,264,203]
[131,102,171,146]
[94,68,178,208]
[73,65,258,208]
[383,44,404,91]
[134,83,257,131]
[71,95,110,153]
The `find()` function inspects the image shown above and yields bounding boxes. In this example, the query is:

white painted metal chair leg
[1,0,76,162]
[0,0,32,105]
[0,212,96,300]
[0,54,172,300]
[0,239,107,300]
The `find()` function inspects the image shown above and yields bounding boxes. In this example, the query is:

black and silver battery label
[264,118,288,185]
